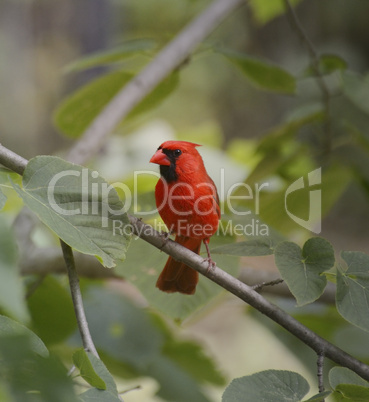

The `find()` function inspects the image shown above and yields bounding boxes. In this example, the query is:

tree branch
[66,0,245,165]
[60,239,99,358]
[1,143,369,381]
[0,142,27,175]
[317,351,325,395]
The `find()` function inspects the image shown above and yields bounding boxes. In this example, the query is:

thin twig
[120,385,142,395]
[1,145,369,382]
[317,351,325,395]
[25,275,46,299]
[252,278,284,292]
[60,239,99,358]
[67,0,245,165]
[283,0,332,154]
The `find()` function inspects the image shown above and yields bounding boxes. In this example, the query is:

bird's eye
[174,149,182,156]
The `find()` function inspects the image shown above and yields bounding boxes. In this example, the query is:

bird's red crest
[157,140,201,151]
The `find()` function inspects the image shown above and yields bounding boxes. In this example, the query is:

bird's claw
[204,257,216,274]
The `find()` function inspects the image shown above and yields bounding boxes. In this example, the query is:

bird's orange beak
[150,149,171,166]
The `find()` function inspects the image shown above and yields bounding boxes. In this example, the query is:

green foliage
[317,54,347,75]
[219,49,296,94]
[13,156,131,268]
[0,218,28,322]
[222,370,310,402]
[64,38,158,73]
[3,1,369,400]
[249,0,303,24]
[53,71,179,138]
[0,315,79,402]
[54,71,132,137]
[336,251,369,332]
[77,351,121,401]
[0,315,48,358]
[330,367,369,401]
[27,276,77,345]
[73,349,107,390]
[343,72,369,116]
[274,237,335,306]
[77,286,223,401]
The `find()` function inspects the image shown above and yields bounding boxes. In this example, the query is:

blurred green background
[2,0,369,401]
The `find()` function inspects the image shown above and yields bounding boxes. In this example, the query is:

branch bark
[66,0,245,165]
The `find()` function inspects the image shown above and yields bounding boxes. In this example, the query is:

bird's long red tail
[156,235,201,295]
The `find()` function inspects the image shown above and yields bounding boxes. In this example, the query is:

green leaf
[329,367,369,389]
[318,54,347,74]
[79,287,164,369]
[53,70,179,138]
[148,356,210,402]
[54,71,132,137]
[222,370,310,402]
[0,188,6,210]
[0,217,28,322]
[334,384,369,401]
[303,391,331,401]
[249,0,302,24]
[274,238,335,306]
[330,367,369,401]
[163,339,225,386]
[0,335,79,402]
[219,49,296,94]
[73,349,106,390]
[0,315,48,358]
[343,72,369,116]
[77,352,120,401]
[64,38,157,73]
[27,276,77,345]
[13,156,131,268]
[336,251,369,332]
[210,238,275,256]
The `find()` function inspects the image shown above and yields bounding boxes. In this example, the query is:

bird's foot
[203,238,216,273]
[204,257,216,274]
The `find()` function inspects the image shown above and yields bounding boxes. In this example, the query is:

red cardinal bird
[150,141,220,295]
